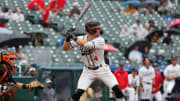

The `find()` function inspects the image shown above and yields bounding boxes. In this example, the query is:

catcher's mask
[0,51,18,72]
[85,19,103,34]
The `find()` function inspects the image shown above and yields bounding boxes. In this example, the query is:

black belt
[144,82,152,85]
[87,66,99,70]
[86,64,102,70]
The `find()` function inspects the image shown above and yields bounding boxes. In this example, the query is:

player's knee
[112,85,124,98]
[72,89,85,101]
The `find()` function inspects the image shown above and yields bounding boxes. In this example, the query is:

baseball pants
[163,80,175,94]
[122,87,135,101]
[140,83,152,100]
[77,66,118,90]
[134,92,139,101]
[163,80,175,101]
[151,91,163,101]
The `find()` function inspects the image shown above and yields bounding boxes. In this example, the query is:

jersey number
[94,56,98,61]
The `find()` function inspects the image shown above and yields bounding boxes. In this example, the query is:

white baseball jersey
[164,64,180,79]
[128,74,140,88]
[139,66,155,99]
[163,64,180,95]
[69,35,119,90]
[139,66,155,84]
[69,35,106,68]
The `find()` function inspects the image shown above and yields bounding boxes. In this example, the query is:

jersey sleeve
[163,66,169,76]
[136,76,140,86]
[177,65,180,77]
[84,37,105,49]
[139,68,143,78]
[152,68,155,79]
[69,40,79,48]
[128,74,132,85]
[128,51,133,59]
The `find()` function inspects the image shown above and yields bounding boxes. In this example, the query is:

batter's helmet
[85,19,103,34]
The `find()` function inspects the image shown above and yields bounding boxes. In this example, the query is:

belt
[87,66,99,70]
[86,64,103,70]
[144,82,152,85]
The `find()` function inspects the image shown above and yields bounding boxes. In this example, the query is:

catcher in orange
[0,51,44,101]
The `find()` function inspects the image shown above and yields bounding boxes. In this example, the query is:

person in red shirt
[152,63,163,101]
[49,0,66,11]
[41,3,50,28]
[28,0,45,10]
[0,19,6,28]
[114,63,135,101]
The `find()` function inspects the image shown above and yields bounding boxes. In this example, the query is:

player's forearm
[15,82,24,90]
[129,59,135,62]
[173,76,180,79]
[76,39,88,46]
[139,77,143,87]
[54,97,57,101]
[62,41,71,51]
[135,86,139,93]
[24,66,30,76]
[164,75,173,80]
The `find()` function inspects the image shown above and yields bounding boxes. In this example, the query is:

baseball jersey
[164,64,180,80]
[69,35,105,68]
[113,70,129,90]
[128,74,140,88]
[139,66,155,84]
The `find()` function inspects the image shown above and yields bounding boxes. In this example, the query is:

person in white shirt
[139,57,155,101]
[163,56,180,100]
[13,8,24,22]
[129,20,146,37]
[0,7,4,17]
[128,45,142,63]
[15,47,28,65]
[128,68,139,101]
[120,25,130,37]
[4,8,14,22]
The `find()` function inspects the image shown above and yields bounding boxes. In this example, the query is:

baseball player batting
[62,19,125,101]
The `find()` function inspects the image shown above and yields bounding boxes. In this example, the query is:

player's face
[47,83,52,88]
[132,71,137,76]
[153,66,158,71]
[171,60,177,65]
[30,71,36,76]
[95,28,101,36]
[119,65,124,71]
[144,58,150,66]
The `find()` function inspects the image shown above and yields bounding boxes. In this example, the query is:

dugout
[38,65,110,101]
[12,65,110,101]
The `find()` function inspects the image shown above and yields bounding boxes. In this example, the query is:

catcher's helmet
[85,19,103,34]
[0,51,18,72]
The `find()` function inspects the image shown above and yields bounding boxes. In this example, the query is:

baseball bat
[73,3,91,28]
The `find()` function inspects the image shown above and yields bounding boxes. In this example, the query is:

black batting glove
[71,34,78,41]
[64,35,71,42]
[66,27,76,35]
